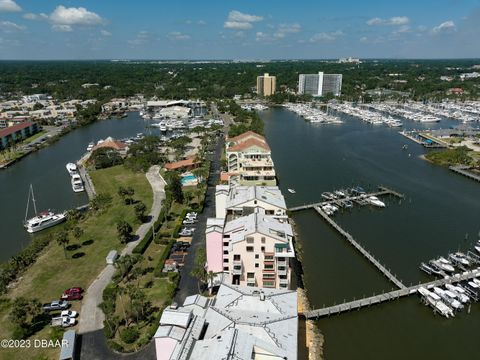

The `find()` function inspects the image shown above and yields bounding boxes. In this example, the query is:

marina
[261,107,480,360]
[449,165,480,183]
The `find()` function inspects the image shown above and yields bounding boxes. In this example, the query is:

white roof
[223,212,293,245]
[225,186,286,210]
[159,308,192,328]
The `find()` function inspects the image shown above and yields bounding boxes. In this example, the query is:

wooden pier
[289,186,403,212]
[450,165,480,183]
[313,206,406,289]
[78,165,96,200]
[304,267,480,318]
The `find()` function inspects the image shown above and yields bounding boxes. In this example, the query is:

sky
[0,0,479,60]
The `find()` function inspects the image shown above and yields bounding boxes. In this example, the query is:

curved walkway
[78,165,166,334]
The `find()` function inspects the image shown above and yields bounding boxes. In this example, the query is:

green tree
[190,248,207,293]
[166,172,184,204]
[134,202,147,222]
[55,231,70,259]
[72,226,83,241]
[116,221,132,244]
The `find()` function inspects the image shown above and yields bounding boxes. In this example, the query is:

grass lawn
[0,165,153,360]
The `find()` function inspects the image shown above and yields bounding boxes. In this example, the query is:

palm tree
[116,221,132,244]
[206,271,216,296]
[55,231,70,259]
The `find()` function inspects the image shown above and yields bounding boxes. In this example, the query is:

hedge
[153,240,175,277]
[173,208,189,238]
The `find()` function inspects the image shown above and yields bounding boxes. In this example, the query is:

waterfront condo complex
[225,131,277,186]
[298,72,343,97]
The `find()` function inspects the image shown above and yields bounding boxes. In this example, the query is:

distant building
[91,136,129,156]
[338,57,361,64]
[0,122,39,150]
[448,88,465,95]
[154,284,298,360]
[256,73,276,96]
[164,157,200,172]
[298,72,342,97]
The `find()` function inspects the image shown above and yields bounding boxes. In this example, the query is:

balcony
[277,267,288,276]
[246,277,256,286]
[274,242,295,258]
[279,278,289,285]
[232,261,242,275]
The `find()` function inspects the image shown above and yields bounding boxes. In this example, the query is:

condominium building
[256,73,276,96]
[206,210,295,289]
[214,185,287,220]
[154,284,298,360]
[225,131,276,186]
[298,71,343,97]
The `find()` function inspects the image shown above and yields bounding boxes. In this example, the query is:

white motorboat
[433,287,463,310]
[288,188,296,194]
[448,252,470,266]
[23,185,66,233]
[445,284,470,303]
[433,258,455,272]
[367,196,385,207]
[71,174,85,193]
[86,142,94,152]
[159,122,167,132]
[66,163,78,176]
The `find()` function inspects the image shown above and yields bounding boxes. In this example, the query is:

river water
[0,113,155,262]
[261,107,480,360]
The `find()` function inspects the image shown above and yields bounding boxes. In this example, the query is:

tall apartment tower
[298,72,342,97]
[256,73,276,96]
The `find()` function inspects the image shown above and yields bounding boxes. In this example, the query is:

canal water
[261,108,480,360]
[0,113,153,262]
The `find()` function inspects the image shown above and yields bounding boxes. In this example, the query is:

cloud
[100,29,111,36]
[0,20,25,32]
[367,16,409,26]
[360,36,368,43]
[168,31,191,41]
[50,6,105,26]
[431,20,456,34]
[23,13,48,21]
[0,0,21,12]
[52,24,73,32]
[274,23,301,38]
[309,30,343,42]
[128,31,152,46]
[224,10,263,30]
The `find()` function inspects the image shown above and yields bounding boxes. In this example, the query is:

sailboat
[24,184,66,233]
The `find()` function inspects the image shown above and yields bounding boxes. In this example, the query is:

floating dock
[399,131,446,148]
[289,186,403,212]
[450,165,480,183]
[305,268,480,319]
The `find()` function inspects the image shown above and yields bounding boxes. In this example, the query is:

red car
[61,292,83,301]
[64,287,84,295]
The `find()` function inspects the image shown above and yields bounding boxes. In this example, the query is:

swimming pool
[181,174,197,185]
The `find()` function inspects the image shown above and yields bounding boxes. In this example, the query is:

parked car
[61,292,83,301]
[43,300,69,312]
[183,219,196,225]
[64,287,84,295]
[51,316,76,328]
[61,310,78,318]
[179,228,193,237]
[186,212,198,219]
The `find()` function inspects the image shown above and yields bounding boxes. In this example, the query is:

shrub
[120,326,139,344]
[107,339,124,352]
[153,240,174,277]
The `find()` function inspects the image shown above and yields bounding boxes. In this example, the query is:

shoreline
[290,217,325,360]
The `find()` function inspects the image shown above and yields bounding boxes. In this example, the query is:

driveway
[78,165,166,334]
[175,136,223,303]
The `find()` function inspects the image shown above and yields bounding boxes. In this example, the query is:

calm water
[261,108,480,360]
[0,113,153,262]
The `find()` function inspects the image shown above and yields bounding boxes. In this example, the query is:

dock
[305,267,480,319]
[313,206,406,289]
[450,165,480,183]
[399,131,446,148]
[77,165,96,200]
[289,186,403,212]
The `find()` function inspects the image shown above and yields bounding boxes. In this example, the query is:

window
[255,263,259,268]
[234,254,241,261]
[247,272,255,279]
[264,263,274,270]
[223,266,229,271]
[261,237,266,244]
[261,246,265,252]
[223,242,229,247]
[246,237,254,244]
[223,250,228,255]
[223,258,229,263]
[246,246,254,252]
[255,254,259,259]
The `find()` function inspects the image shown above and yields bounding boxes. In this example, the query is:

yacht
[71,174,85,193]
[287,188,296,194]
[433,287,463,310]
[445,284,470,303]
[474,241,480,253]
[448,252,470,266]
[24,185,66,233]
[86,142,94,152]
[334,190,346,197]
[66,163,78,176]
[159,122,167,132]
[433,258,455,273]
[367,196,385,207]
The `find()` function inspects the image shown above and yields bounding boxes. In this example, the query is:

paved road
[78,166,166,334]
[175,135,224,303]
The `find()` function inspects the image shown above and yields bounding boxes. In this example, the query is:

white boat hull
[25,213,66,233]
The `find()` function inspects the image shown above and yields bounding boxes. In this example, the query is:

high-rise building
[256,73,276,96]
[298,71,342,97]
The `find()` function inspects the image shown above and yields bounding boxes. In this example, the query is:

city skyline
[0,0,479,60]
